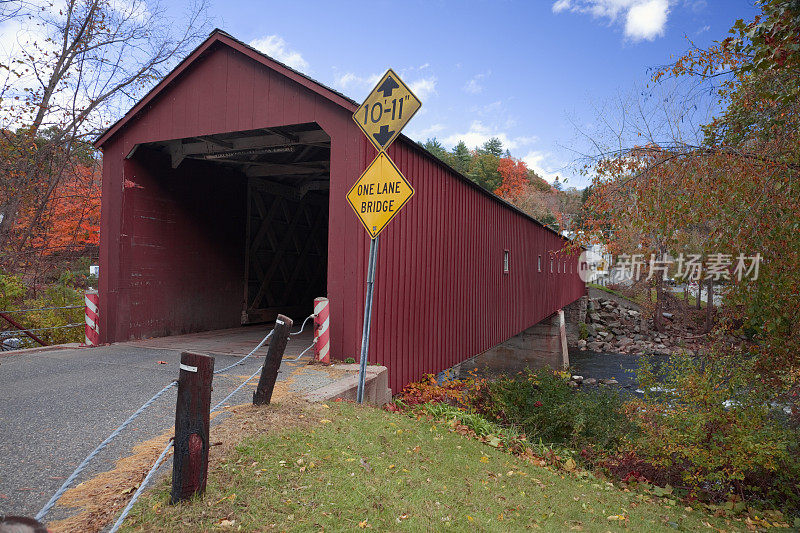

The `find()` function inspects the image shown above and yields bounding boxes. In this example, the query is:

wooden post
[0,516,48,532]
[705,278,714,332]
[171,351,214,504]
[253,314,293,405]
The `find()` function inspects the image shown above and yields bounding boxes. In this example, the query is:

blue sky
[208,1,756,187]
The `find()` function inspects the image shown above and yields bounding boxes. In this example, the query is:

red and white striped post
[313,297,330,364]
[84,290,100,346]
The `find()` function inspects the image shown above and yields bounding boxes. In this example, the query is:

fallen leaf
[320,419,332,424]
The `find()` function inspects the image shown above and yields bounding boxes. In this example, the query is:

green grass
[121,402,741,532]
[588,283,626,299]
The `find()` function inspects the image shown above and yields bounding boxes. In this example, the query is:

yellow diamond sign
[353,69,422,152]
[346,152,414,238]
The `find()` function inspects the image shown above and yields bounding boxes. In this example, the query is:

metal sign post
[349,69,420,403]
[356,236,379,403]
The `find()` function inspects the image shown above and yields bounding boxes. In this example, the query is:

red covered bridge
[94,30,586,393]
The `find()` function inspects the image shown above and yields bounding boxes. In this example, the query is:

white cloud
[522,151,563,183]
[552,0,573,13]
[625,0,669,41]
[334,71,381,90]
[405,122,446,141]
[337,71,436,102]
[441,121,538,152]
[464,72,488,94]
[552,0,670,41]
[482,100,502,113]
[687,0,707,13]
[107,0,151,23]
[249,35,309,72]
[409,76,437,100]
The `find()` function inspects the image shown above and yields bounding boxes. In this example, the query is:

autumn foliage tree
[14,162,101,258]
[0,0,209,274]
[581,0,800,378]
[494,157,529,201]
[418,137,579,230]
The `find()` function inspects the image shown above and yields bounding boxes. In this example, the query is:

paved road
[0,335,324,521]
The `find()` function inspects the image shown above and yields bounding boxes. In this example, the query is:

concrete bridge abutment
[443,295,587,379]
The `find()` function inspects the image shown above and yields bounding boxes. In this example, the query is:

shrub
[422,402,525,448]
[18,271,85,345]
[0,272,25,310]
[473,368,635,452]
[394,372,485,409]
[625,351,800,513]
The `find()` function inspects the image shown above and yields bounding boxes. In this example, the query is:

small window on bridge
[503,250,510,274]
[550,259,553,273]
[537,255,542,272]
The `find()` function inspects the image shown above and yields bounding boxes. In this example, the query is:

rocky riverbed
[573,296,701,356]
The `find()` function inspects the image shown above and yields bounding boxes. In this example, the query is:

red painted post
[313,297,330,364]
[171,352,214,504]
[84,290,100,346]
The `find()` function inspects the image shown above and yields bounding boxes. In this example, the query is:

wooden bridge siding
[365,140,585,390]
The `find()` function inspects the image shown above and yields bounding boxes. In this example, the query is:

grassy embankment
[119,400,741,532]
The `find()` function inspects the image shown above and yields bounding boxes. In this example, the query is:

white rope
[214,330,273,374]
[284,339,317,362]
[289,313,314,336]
[107,439,173,533]
[103,318,311,531]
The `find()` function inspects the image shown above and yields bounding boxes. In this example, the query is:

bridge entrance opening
[126,123,330,336]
